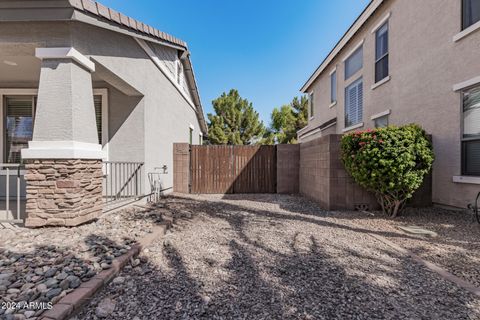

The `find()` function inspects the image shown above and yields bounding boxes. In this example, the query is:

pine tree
[207,89,265,145]
[264,96,308,144]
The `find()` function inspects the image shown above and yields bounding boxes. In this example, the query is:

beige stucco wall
[301,0,480,208]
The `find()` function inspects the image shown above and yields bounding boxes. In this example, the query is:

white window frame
[374,20,389,84]
[94,88,109,160]
[0,88,109,162]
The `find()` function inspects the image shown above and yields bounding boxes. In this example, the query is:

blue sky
[100,0,370,125]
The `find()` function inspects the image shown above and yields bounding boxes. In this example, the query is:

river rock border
[40,224,169,320]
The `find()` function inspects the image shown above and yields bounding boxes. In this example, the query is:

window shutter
[345,78,363,127]
[94,95,102,144]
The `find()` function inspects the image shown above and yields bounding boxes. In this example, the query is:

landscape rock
[95,297,116,318]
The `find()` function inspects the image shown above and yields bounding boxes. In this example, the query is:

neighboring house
[0,0,207,226]
[299,0,480,209]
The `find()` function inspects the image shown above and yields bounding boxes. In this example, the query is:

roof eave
[183,54,208,134]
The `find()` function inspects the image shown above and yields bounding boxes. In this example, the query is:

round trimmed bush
[340,124,434,217]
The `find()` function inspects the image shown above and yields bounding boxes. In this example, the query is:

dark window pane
[345,46,363,80]
[375,55,389,83]
[463,140,480,175]
[5,97,34,163]
[331,71,337,103]
[376,23,388,59]
[374,115,388,128]
[463,0,480,30]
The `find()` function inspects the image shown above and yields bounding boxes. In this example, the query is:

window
[463,0,480,30]
[462,85,480,175]
[94,95,102,144]
[189,127,193,144]
[5,96,36,163]
[199,134,203,145]
[330,71,337,104]
[345,77,363,127]
[176,60,183,85]
[375,22,389,83]
[345,46,363,80]
[309,93,314,117]
[374,115,388,128]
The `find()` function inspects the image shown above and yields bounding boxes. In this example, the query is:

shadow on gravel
[175,194,419,241]
[74,195,480,319]
[0,233,138,320]
[163,195,480,319]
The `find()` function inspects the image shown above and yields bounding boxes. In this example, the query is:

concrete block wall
[276,144,300,194]
[299,134,432,211]
[173,143,190,193]
[172,137,431,210]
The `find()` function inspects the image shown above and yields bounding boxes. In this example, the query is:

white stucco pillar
[23,47,104,228]
[22,47,102,159]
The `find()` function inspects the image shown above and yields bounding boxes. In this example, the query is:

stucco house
[299,0,480,209]
[0,0,207,227]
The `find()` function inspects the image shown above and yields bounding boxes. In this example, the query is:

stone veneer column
[23,47,104,227]
[25,159,103,227]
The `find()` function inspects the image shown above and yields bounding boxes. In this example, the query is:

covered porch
[0,43,149,226]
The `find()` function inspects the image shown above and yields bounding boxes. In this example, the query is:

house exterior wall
[301,0,480,208]
[0,20,204,197]
[72,22,204,194]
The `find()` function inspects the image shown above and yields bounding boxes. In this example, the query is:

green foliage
[340,124,434,217]
[207,89,265,145]
[264,96,308,144]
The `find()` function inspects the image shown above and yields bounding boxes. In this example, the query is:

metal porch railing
[102,161,145,204]
[0,163,25,223]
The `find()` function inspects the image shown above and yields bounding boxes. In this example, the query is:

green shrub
[340,124,434,217]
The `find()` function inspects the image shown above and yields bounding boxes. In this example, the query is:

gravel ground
[0,206,164,320]
[77,194,480,320]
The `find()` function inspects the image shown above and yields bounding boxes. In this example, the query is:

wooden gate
[190,145,276,194]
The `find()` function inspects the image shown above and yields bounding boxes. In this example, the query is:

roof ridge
[69,0,187,48]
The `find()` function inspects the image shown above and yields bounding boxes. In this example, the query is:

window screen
[375,22,389,82]
[94,95,102,145]
[345,78,363,127]
[5,96,35,163]
[463,0,480,30]
[462,85,480,175]
[345,46,363,80]
[331,71,337,103]
[374,115,388,128]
